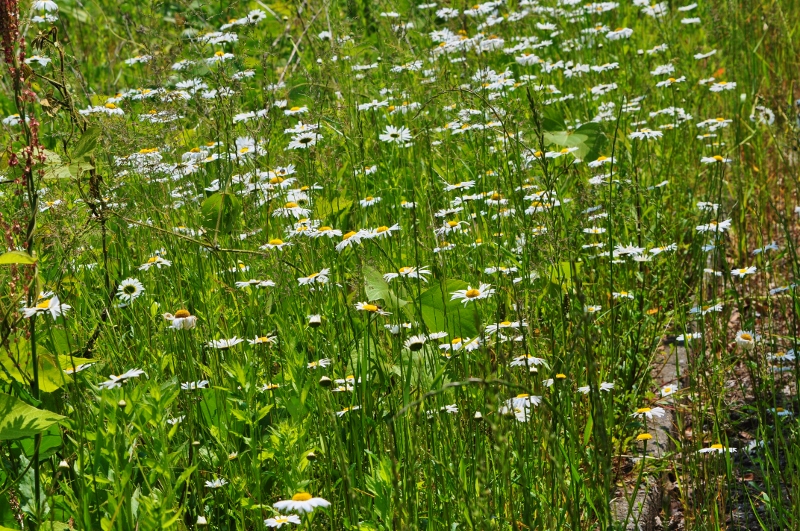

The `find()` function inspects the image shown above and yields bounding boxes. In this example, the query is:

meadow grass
[0,0,799,529]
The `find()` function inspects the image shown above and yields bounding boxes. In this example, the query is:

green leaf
[418,280,479,339]
[0,392,65,441]
[583,415,593,446]
[201,192,241,233]
[314,196,353,220]
[42,164,72,180]
[0,340,79,392]
[174,465,197,490]
[548,261,582,293]
[0,251,35,265]
[541,108,567,132]
[364,266,407,310]
[543,121,605,160]
[71,126,102,160]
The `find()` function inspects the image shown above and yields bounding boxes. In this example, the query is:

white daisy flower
[117,278,145,302]
[298,269,330,286]
[21,294,72,320]
[379,125,412,144]
[450,284,495,305]
[207,337,245,349]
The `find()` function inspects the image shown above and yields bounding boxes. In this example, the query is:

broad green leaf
[43,164,72,180]
[201,192,241,233]
[314,196,353,219]
[0,250,35,265]
[0,340,78,392]
[548,261,582,293]
[364,266,407,310]
[0,392,65,441]
[543,122,604,160]
[418,280,479,339]
[540,108,567,132]
[71,126,102,160]
[173,466,197,496]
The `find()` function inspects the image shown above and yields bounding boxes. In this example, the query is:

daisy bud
[58,460,70,469]
[319,376,332,387]
[197,516,208,526]
[117,399,126,408]
[306,451,317,461]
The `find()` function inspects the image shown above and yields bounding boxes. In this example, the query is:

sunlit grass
[0,0,799,530]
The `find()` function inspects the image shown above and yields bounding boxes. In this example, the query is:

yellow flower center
[739,333,752,341]
[190,147,201,153]
[636,433,653,441]
[516,393,529,398]
[710,443,724,449]
[500,321,512,326]
[104,103,117,109]
[399,267,411,274]
[555,373,566,379]
[269,238,284,246]
[290,106,301,111]
[596,155,608,161]
[147,256,159,263]
[491,193,501,200]
[342,231,357,240]
[713,155,724,161]
[174,309,191,318]
[365,196,374,201]
[447,220,459,227]
[284,202,298,208]
[636,407,652,413]
[465,289,481,298]
[376,226,389,233]
[139,148,157,154]
[362,304,378,312]
[215,51,225,57]
[270,176,284,184]
[318,226,332,232]
[36,299,51,309]
[292,492,313,502]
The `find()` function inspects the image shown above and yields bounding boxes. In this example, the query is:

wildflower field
[1,0,799,528]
